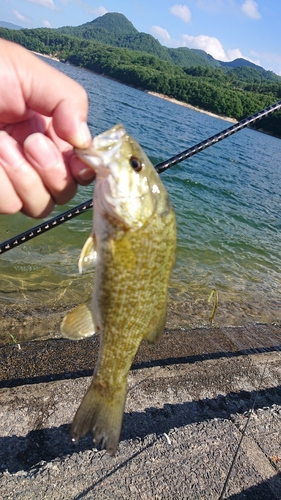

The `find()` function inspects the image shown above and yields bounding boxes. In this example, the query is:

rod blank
[1,99,281,255]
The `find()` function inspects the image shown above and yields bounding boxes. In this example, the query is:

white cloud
[26,0,58,10]
[42,19,52,27]
[227,48,260,65]
[150,19,263,68]
[151,25,171,42]
[92,5,108,16]
[227,48,243,60]
[151,27,230,61]
[171,34,257,66]
[250,49,281,73]
[181,34,227,60]
[241,0,261,19]
[170,4,192,23]
[12,10,30,22]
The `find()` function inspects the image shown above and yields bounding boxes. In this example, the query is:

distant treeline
[1,27,280,137]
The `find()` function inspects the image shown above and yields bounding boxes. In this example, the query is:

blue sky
[2,0,281,75]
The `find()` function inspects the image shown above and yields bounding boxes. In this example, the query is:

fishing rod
[1,99,281,255]
[0,199,93,255]
[156,99,281,174]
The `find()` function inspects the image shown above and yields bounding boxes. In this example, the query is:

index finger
[3,40,92,149]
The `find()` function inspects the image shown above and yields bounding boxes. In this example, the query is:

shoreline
[146,91,238,123]
[1,294,280,347]
[31,51,60,62]
[33,51,237,124]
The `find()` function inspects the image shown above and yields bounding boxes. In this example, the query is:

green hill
[0,20,23,30]
[57,13,173,63]
[166,47,218,68]
[219,58,264,71]
[57,12,138,39]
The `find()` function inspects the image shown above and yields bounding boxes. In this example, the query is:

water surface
[1,58,281,344]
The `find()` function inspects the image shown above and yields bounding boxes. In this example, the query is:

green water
[1,60,281,344]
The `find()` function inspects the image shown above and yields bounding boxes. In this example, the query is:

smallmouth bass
[61,124,176,455]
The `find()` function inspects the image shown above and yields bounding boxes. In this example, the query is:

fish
[60,124,176,455]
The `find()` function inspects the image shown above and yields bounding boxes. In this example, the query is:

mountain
[57,12,138,39]
[57,12,271,74]
[219,58,264,71]
[166,47,220,68]
[57,12,172,62]
[0,20,22,30]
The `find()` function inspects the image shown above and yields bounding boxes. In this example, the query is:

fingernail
[24,134,62,169]
[78,167,96,181]
[0,133,25,168]
[77,122,92,147]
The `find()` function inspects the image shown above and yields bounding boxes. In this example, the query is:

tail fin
[70,379,127,456]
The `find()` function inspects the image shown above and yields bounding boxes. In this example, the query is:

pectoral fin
[78,234,97,274]
[146,307,167,345]
[60,298,97,340]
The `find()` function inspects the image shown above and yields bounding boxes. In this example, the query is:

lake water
[0,58,281,344]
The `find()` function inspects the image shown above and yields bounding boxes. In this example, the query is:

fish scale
[95,211,175,377]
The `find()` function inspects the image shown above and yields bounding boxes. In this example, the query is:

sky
[2,0,281,75]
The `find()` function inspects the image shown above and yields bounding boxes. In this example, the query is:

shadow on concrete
[224,475,281,500]
[1,384,280,475]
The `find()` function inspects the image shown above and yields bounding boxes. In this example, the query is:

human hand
[0,39,95,218]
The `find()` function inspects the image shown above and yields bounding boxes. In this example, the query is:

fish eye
[130,156,143,172]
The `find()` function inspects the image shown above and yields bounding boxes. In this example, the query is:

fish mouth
[74,145,108,177]
[75,140,124,179]
[75,124,128,176]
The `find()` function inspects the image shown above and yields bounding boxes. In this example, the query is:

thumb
[52,99,92,149]
[9,40,92,148]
